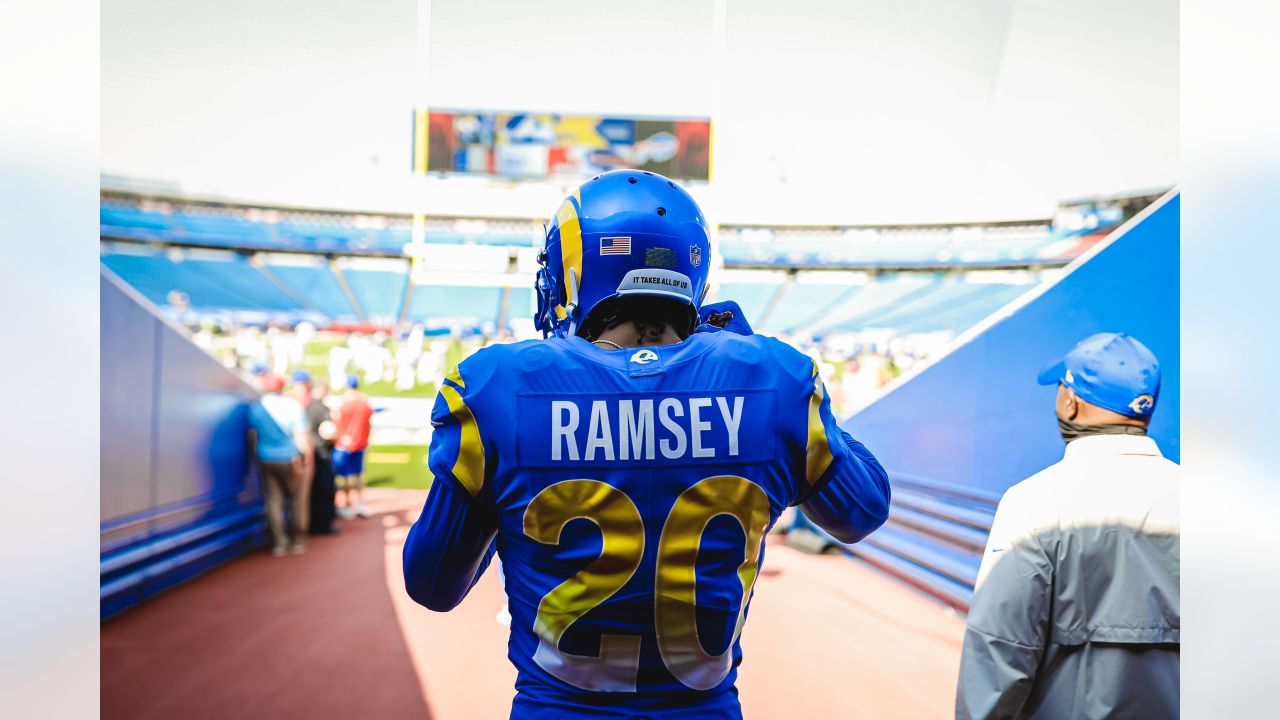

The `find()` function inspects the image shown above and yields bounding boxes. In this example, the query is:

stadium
[99,1,1179,718]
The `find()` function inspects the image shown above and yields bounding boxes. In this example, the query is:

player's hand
[697,300,754,336]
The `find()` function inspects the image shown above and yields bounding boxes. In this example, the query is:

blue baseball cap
[1037,332,1160,418]
[291,369,311,384]
[346,374,360,389]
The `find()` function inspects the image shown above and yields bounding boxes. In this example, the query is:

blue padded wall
[100,268,264,619]
[838,193,1180,608]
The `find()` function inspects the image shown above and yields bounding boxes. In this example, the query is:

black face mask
[1057,416,1147,444]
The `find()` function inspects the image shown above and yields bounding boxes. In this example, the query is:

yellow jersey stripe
[444,367,465,390]
[439,383,485,497]
[805,376,834,485]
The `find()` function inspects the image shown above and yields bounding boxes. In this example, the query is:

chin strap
[558,267,582,337]
[565,267,581,322]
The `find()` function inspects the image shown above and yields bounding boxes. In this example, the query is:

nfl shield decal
[689,245,702,267]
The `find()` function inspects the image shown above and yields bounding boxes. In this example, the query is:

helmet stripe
[556,192,583,311]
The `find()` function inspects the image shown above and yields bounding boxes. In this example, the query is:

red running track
[102,488,965,719]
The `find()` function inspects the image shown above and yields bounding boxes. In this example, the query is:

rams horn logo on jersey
[1129,394,1154,415]
[631,349,658,365]
[690,245,702,267]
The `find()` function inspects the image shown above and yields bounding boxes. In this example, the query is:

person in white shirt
[956,332,1179,720]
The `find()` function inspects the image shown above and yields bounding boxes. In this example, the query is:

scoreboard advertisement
[417,110,711,182]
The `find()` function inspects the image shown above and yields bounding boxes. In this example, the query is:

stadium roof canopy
[103,0,1176,226]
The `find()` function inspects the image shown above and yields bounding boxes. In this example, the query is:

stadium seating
[708,279,784,326]
[100,247,303,314]
[890,283,1032,334]
[264,259,360,321]
[716,223,1101,268]
[100,199,547,256]
[101,193,1078,341]
[758,282,856,333]
[101,204,175,237]
[340,266,410,324]
[841,280,1016,333]
[101,194,1106,265]
[803,274,940,333]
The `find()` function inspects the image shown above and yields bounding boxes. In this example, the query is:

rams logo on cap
[1064,369,1075,384]
[1129,394,1154,415]
[631,349,658,365]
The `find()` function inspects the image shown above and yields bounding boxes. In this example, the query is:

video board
[419,110,711,182]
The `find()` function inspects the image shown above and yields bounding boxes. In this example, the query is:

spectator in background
[290,368,314,408]
[247,375,314,556]
[333,374,374,520]
[306,379,339,535]
[250,360,282,391]
[956,333,1179,719]
[268,325,291,377]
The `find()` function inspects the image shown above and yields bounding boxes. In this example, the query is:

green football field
[360,444,432,490]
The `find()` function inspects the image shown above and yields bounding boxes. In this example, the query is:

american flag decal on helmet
[600,236,631,255]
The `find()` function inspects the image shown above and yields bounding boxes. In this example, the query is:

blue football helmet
[535,170,711,338]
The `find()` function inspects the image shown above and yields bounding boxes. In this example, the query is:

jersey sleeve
[402,364,499,612]
[790,361,891,544]
[426,366,490,500]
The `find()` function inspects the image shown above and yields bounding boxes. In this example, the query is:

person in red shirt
[332,374,374,519]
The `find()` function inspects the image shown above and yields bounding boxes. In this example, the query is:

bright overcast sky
[103,0,1177,225]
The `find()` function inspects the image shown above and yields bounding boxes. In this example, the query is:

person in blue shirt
[402,170,891,719]
[247,374,313,556]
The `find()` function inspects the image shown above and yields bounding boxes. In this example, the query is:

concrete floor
[102,488,965,719]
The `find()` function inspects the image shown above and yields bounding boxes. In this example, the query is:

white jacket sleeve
[955,490,1053,720]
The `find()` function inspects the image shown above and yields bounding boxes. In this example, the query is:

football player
[403,170,890,719]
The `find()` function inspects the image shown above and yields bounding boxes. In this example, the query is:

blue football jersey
[407,330,889,718]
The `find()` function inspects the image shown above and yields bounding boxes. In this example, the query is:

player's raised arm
[403,369,498,612]
[791,364,891,544]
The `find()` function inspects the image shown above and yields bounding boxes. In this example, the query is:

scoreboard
[414,109,711,182]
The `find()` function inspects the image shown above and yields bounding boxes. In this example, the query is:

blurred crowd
[246,367,382,555]
[189,317,953,418]
[191,319,509,397]
[774,330,953,415]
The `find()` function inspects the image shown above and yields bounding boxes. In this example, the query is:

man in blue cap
[957,332,1180,719]
[1038,331,1162,442]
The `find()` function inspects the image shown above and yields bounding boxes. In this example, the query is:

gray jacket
[956,435,1180,719]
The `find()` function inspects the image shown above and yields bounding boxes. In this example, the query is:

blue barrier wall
[839,193,1179,608]
[101,267,265,618]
